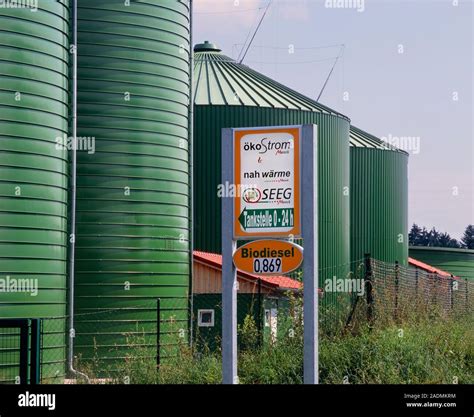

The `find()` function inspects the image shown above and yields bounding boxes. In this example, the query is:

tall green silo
[0,1,70,382]
[74,0,191,366]
[193,42,351,304]
[350,126,409,266]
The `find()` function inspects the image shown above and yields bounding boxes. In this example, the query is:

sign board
[233,127,301,239]
[233,240,303,275]
[222,125,318,385]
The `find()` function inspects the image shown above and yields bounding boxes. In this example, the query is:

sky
[193,0,473,240]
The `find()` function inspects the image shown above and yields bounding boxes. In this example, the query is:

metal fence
[346,257,473,329]
[0,319,41,384]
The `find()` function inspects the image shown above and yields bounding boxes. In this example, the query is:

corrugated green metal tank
[74,0,191,365]
[0,1,70,382]
[350,126,409,266]
[193,41,350,294]
[409,247,474,281]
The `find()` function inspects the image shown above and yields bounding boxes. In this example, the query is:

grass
[76,310,473,384]
[320,318,473,384]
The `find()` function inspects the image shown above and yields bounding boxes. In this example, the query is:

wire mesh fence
[0,325,22,384]
[345,257,473,331]
[371,258,472,321]
[39,317,66,384]
[319,258,366,334]
[0,319,41,385]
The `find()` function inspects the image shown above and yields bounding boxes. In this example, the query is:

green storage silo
[409,247,474,281]
[350,126,409,266]
[74,0,191,366]
[0,1,70,382]
[193,42,350,300]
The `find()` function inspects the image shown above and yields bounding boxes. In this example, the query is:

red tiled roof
[258,275,302,289]
[409,257,457,279]
[193,251,302,290]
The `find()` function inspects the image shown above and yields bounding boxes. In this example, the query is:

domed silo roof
[350,126,409,266]
[194,41,348,114]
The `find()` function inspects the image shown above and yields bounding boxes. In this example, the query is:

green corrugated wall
[74,0,191,365]
[350,148,409,266]
[0,0,70,382]
[409,247,474,281]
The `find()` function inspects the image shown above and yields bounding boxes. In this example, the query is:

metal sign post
[301,124,318,384]
[221,125,318,385]
[222,128,238,384]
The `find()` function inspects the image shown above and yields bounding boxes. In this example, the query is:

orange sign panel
[233,127,301,239]
[233,240,303,276]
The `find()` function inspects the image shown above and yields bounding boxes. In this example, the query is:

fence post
[257,278,263,348]
[415,267,419,299]
[394,261,399,320]
[30,319,41,385]
[450,276,454,312]
[466,280,469,313]
[19,321,29,384]
[156,298,161,368]
[433,274,438,306]
[364,254,374,327]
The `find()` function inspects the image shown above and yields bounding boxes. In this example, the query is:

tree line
[409,224,474,249]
